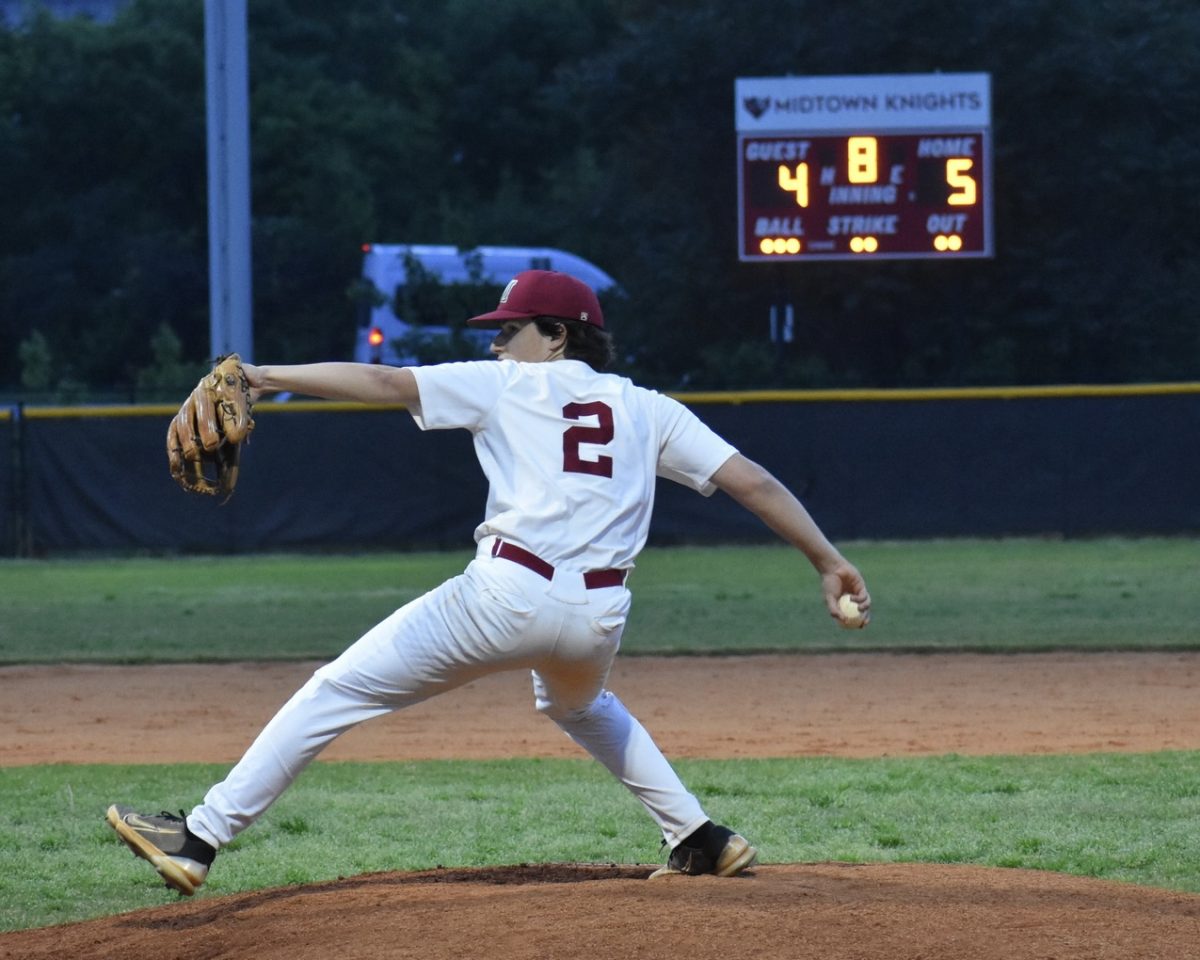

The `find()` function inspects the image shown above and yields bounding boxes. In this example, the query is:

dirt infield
[4,652,1200,958]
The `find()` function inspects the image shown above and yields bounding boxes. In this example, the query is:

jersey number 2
[562,401,614,477]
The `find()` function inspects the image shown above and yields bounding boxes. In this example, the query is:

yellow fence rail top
[673,382,1200,404]
[12,381,1200,418]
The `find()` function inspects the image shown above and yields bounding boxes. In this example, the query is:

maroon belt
[490,539,626,589]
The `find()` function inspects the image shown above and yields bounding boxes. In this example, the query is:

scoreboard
[736,73,993,262]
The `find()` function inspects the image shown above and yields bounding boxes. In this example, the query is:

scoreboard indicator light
[933,234,963,252]
[761,237,803,255]
[736,73,993,262]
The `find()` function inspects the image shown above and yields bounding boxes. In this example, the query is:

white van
[354,244,620,365]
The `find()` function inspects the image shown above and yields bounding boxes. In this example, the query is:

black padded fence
[666,387,1200,541]
[0,408,14,555]
[9,385,1200,555]
[21,404,485,554]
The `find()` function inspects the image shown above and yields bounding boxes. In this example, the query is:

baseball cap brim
[465,307,536,328]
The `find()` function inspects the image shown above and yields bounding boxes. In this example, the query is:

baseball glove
[166,354,255,502]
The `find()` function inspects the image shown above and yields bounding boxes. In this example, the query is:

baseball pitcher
[107,270,871,894]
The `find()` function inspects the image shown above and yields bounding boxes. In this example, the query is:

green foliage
[17,329,51,392]
[0,539,1197,664]
[392,248,492,328]
[3,752,1200,930]
[134,322,209,400]
[1,0,1198,393]
[388,329,492,365]
[0,1,209,390]
[16,328,91,402]
[374,249,498,363]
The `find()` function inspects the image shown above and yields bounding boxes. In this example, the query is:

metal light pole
[204,0,253,361]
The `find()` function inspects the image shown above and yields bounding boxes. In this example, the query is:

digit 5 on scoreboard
[734,73,994,263]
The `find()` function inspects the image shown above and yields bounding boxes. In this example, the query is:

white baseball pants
[187,543,709,852]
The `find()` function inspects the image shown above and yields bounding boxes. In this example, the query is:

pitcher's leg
[189,571,505,849]
[534,673,708,846]
[187,668,394,848]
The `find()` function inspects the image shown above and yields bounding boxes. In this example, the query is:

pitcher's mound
[5,862,1198,959]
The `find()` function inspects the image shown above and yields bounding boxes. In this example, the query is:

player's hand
[821,563,870,625]
[240,363,266,403]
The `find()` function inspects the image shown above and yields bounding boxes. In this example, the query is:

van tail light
[368,327,385,347]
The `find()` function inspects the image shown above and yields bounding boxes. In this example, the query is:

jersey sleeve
[653,393,738,496]
[408,361,512,431]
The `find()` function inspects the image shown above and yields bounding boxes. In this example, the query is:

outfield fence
[1,383,1198,556]
[1,405,13,556]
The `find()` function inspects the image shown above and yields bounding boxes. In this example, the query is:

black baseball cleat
[106,804,217,896]
[649,821,758,878]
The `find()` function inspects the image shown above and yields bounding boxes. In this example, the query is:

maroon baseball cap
[467,270,604,329]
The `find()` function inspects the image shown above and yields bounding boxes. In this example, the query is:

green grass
[0,552,468,663]
[2,537,1199,933]
[3,752,1199,931]
[629,537,1200,652]
[1,538,1197,662]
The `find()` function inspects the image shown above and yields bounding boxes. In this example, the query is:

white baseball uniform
[187,358,738,852]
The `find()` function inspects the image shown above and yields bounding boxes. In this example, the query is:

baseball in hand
[837,594,867,629]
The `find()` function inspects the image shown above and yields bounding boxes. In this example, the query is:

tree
[135,322,208,401]
[0,0,1196,393]
[18,329,52,393]
[0,0,208,390]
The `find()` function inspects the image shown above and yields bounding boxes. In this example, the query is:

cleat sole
[714,836,758,877]
[106,805,201,896]
[648,834,758,879]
